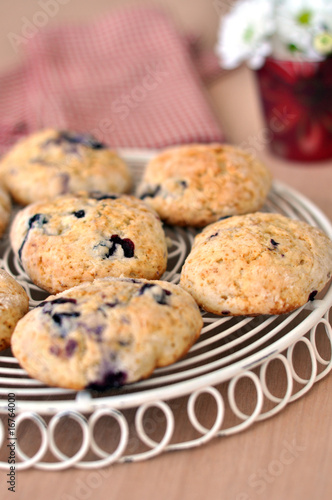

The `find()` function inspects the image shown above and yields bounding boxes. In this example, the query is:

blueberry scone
[10,192,167,294]
[11,278,203,389]
[180,212,332,316]
[0,184,11,237]
[0,269,29,351]
[136,144,272,227]
[0,129,131,205]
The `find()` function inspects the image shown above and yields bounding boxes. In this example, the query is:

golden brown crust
[11,278,203,389]
[10,193,168,294]
[180,212,332,316]
[0,129,132,205]
[0,269,29,350]
[0,184,11,238]
[136,144,272,227]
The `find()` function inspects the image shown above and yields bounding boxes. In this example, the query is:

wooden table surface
[1,2,332,500]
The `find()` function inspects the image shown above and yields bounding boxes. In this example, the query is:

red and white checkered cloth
[0,6,224,154]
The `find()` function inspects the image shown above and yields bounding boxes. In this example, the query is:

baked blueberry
[10,193,167,293]
[0,129,132,205]
[11,278,203,390]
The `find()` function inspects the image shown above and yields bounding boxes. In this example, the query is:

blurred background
[1,0,222,65]
[1,0,332,215]
[0,0,260,148]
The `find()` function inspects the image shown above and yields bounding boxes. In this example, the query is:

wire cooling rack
[0,150,331,470]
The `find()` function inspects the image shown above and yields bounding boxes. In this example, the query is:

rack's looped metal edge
[0,308,331,470]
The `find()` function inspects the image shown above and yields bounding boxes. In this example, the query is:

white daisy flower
[275,0,332,59]
[216,0,275,69]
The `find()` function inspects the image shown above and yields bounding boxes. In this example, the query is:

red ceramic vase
[255,57,332,162]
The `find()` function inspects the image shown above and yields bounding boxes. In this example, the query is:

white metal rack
[0,153,331,470]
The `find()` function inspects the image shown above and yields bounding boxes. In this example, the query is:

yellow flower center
[244,25,254,42]
[313,32,332,55]
[297,10,312,25]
